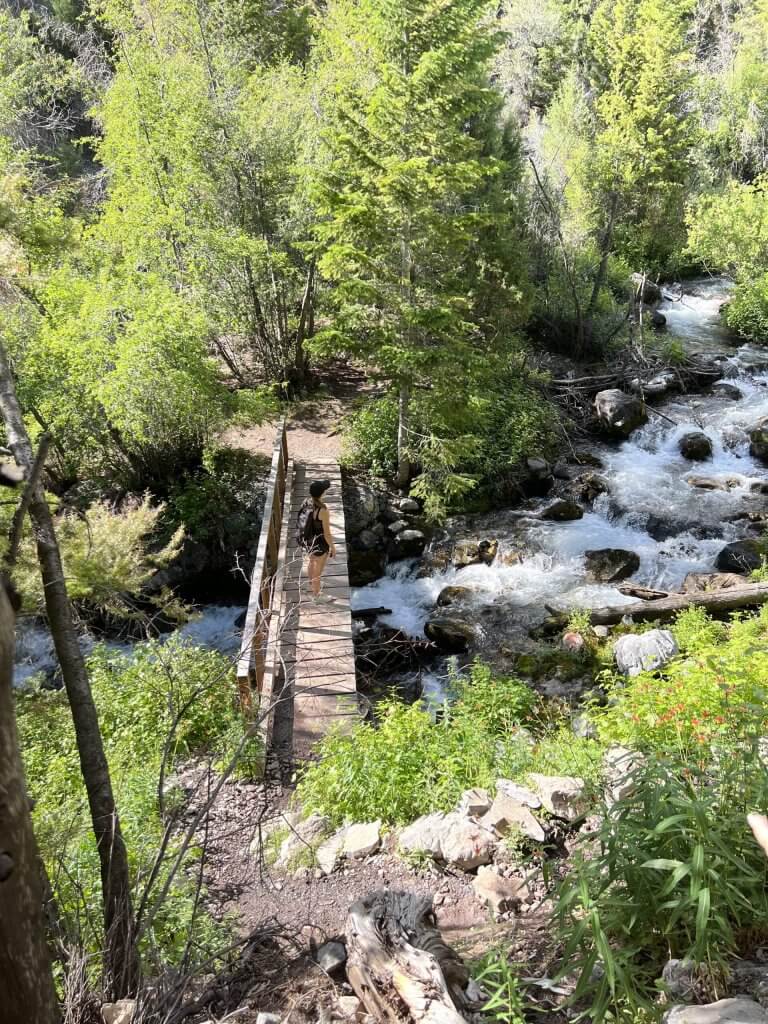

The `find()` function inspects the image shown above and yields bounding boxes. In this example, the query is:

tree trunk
[396,381,411,489]
[545,581,768,630]
[0,341,139,998]
[0,577,60,1023]
[585,192,619,321]
[345,890,475,1023]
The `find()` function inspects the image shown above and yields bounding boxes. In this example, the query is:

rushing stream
[352,277,768,665]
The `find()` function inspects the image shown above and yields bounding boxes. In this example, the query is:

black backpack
[295,500,316,548]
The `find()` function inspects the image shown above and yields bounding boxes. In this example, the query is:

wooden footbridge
[236,421,361,764]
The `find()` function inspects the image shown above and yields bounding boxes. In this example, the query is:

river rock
[528,774,588,822]
[663,999,768,1023]
[712,381,743,400]
[424,616,475,652]
[576,472,610,503]
[316,940,347,976]
[585,548,640,583]
[436,585,476,607]
[392,529,427,558]
[613,629,679,677]
[632,274,663,303]
[679,431,713,461]
[594,389,648,437]
[482,794,546,842]
[750,419,768,464]
[541,499,584,521]
[453,538,498,568]
[398,811,497,870]
[343,820,381,859]
[357,528,381,551]
[473,866,524,916]
[715,539,763,574]
[682,572,745,593]
[399,497,420,514]
[526,456,551,479]
[561,630,586,653]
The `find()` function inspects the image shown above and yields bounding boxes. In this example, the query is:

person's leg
[308,552,329,596]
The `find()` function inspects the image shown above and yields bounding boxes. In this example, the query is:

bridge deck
[279,460,360,760]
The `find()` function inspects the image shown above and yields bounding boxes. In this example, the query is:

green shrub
[343,395,400,477]
[723,273,768,341]
[472,948,527,1023]
[594,607,768,759]
[16,636,257,966]
[555,751,768,1021]
[298,660,601,825]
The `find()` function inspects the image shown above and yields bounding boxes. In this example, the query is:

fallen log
[587,581,768,626]
[351,606,392,620]
[345,890,476,1023]
[617,583,670,600]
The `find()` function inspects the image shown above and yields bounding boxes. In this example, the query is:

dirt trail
[222,360,381,462]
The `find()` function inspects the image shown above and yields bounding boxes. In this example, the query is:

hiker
[298,479,337,602]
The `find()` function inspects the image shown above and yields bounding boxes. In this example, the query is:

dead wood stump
[345,890,476,1023]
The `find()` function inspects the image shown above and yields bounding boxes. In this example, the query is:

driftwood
[586,581,768,626]
[345,890,476,1023]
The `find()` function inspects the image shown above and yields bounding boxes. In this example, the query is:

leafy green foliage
[555,751,768,1020]
[2,494,183,621]
[16,637,258,964]
[594,607,768,759]
[472,948,528,1023]
[298,660,600,825]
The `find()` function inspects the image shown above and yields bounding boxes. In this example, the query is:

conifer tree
[312,0,529,487]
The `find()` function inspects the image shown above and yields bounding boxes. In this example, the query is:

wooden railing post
[236,418,289,720]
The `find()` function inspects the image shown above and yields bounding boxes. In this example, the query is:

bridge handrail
[236,417,289,710]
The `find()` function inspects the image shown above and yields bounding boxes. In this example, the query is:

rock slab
[482,794,546,842]
[594,389,648,437]
[528,774,588,822]
[399,811,497,870]
[343,821,381,859]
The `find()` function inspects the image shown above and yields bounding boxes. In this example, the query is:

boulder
[496,780,542,808]
[715,539,763,574]
[750,419,768,464]
[712,381,743,401]
[662,999,768,1024]
[458,788,492,818]
[316,940,347,976]
[527,774,588,822]
[399,497,420,514]
[541,499,584,521]
[473,866,525,916]
[585,548,640,583]
[343,478,389,535]
[424,616,475,652]
[679,431,713,461]
[436,585,476,607]
[526,456,552,478]
[613,629,678,677]
[594,389,648,438]
[682,572,745,593]
[399,811,497,870]
[392,529,427,558]
[604,745,645,805]
[482,794,546,842]
[343,821,381,859]
[102,1002,136,1024]
[632,274,663,303]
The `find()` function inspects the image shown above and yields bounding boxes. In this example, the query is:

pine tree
[312,0,529,487]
